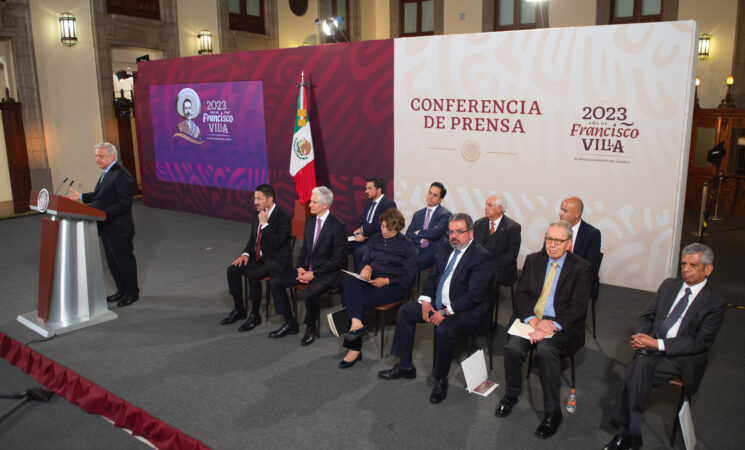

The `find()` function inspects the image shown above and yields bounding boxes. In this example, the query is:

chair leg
[487,326,493,371]
[263,280,271,321]
[379,310,386,358]
[491,287,500,328]
[670,390,688,446]
[510,283,516,316]
[591,300,596,339]
[570,355,576,389]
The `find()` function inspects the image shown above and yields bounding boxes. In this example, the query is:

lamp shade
[59,12,77,46]
[698,34,710,60]
[197,31,212,55]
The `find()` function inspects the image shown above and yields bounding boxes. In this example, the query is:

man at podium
[67,142,139,307]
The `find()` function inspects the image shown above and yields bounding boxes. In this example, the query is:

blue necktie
[656,287,692,338]
[366,201,377,223]
[435,250,461,310]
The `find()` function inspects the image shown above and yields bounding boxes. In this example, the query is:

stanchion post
[711,173,724,221]
[694,182,708,238]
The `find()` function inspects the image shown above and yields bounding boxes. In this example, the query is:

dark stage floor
[0,202,742,449]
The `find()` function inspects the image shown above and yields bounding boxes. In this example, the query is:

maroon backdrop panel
[134,40,394,231]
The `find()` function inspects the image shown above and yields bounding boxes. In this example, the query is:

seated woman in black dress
[339,208,418,368]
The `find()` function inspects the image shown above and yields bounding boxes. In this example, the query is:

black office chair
[242,236,296,321]
[589,252,604,339]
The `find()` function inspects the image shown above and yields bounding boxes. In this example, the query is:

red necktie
[255,226,262,261]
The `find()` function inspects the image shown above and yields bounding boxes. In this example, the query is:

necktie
[255,226,263,261]
[420,209,432,248]
[366,201,377,223]
[656,287,692,338]
[489,221,495,235]
[534,262,558,320]
[568,240,573,252]
[435,250,461,310]
[312,217,322,249]
[309,217,322,271]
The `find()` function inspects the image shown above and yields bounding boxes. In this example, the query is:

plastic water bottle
[566,388,577,413]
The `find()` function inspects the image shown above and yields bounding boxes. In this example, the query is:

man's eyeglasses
[447,229,469,236]
[545,237,570,244]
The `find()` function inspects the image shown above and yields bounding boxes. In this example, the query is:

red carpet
[0,332,208,449]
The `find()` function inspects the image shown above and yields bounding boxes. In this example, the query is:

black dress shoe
[378,364,417,380]
[535,409,563,439]
[116,295,139,307]
[343,326,366,342]
[603,434,642,450]
[238,313,261,332]
[268,323,299,338]
[338,352,362,369]
[220,309,247,325]
[429,378,449,404]
[300,328,316,346]
[602,434,625,450]
[495,396,519,417]
[107,292,123,302]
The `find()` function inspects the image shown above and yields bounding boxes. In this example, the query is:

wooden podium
[17,189,118,337]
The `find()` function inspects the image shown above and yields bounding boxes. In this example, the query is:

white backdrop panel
[393,21,697,292]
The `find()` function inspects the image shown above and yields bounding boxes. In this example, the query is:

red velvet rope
[0,332,209,449]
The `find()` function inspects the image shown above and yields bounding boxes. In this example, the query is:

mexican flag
[289,73,316,204]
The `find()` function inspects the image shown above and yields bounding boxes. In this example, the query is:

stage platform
[1,201,742,449]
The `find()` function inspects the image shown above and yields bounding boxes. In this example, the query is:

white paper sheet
[461,349,498,397]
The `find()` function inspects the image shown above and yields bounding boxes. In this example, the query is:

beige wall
[0,114,11,203]
[679,0,739,108]
[444,0,482,35]
[361,0,392,40]
[550,0,596,28]
[30,0,103,191]
[278,0,320,48]
[177,0,221,56]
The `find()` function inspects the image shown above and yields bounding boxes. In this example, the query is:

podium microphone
[65,179,74,195]
[54,177,69,195]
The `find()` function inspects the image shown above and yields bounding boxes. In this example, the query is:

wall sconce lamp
[698,34,711,60]
[197,30,213,55]
[59,12,77,46]
[719,76,735,109]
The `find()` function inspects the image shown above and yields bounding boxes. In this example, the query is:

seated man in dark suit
[378,213,494,404]
[220,184,292,332]
[603,243,726,450]
[67,142,139,307]
[405,181,452,270]
[496,220,591,440]
[559,196,601,302]
[473,194,521,322]
[349,176,397,270]
[268,186,348,346]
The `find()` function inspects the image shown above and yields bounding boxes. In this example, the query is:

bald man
[558,197,601,303]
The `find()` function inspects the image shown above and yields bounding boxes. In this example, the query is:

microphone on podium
[65,180,74,196]
[54,177,69,195]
